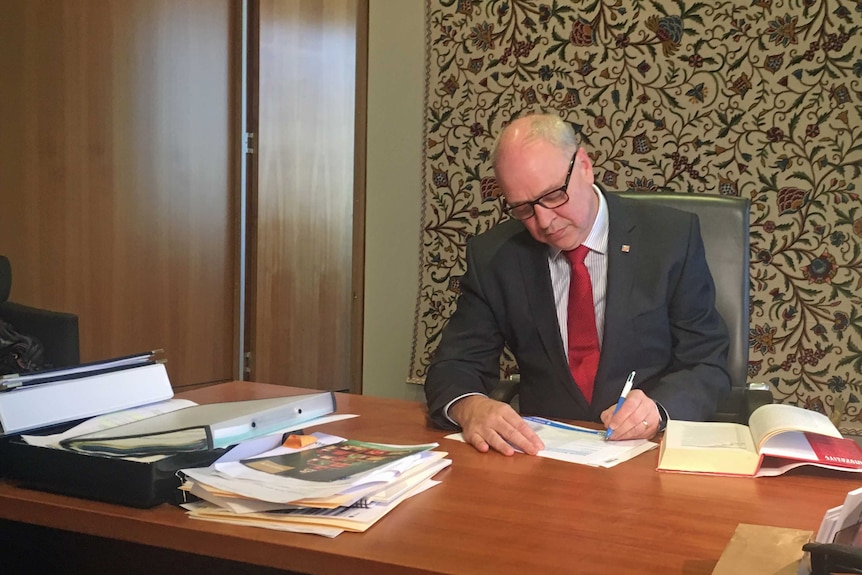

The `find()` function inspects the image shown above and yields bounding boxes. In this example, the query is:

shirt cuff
[443,392,487,427]
[655,401,669,432]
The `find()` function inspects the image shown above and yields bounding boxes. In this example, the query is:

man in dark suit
[424,113,730,456]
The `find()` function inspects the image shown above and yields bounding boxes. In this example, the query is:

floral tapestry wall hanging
[412,0,862,432]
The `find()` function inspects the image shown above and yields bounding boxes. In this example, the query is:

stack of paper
[179,432,451,537]
[816,486,862,544]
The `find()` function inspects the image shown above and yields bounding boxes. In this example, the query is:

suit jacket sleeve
[423,230,511,429]
[633,211,731,421]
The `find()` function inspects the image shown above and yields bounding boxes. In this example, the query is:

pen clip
[621,370,636,398]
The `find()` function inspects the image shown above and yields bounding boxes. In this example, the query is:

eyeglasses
[503,151,577,221]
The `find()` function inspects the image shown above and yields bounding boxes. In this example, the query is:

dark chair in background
[0,256,80,368]
[491,190,771,424]
[804,542,862,575]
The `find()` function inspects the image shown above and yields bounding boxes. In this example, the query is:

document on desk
[182,433,443,504]
[20,399,199,449]
[526,417,658,467]
[179,431,451,537]
[182,476,442,537]
[445,416,657,467]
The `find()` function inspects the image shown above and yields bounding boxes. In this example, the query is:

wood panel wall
[0,0,239,387]
[249,0,361,392]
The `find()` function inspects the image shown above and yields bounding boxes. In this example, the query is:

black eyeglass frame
[502,150,578,221]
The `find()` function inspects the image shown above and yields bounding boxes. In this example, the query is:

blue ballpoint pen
[605,370,636,440]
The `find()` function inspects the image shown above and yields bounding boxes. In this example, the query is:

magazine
[241,439,437,482]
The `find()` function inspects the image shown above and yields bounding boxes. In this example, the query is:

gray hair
[491,113,580,167]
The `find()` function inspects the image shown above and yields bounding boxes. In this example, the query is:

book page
[748,403,842,450]
[665,421,755,451]
[658,421,760,475]
[757,430,814,460]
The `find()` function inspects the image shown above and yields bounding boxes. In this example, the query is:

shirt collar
[549,184,609,258]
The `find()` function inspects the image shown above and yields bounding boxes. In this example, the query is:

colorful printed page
[240,440,437,482]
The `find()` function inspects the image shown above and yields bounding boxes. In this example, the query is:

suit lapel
[592,193,638,411]
[518,237,566,364]
[516,232,590,411]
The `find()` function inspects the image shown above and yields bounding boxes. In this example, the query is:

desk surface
[0,381,857,574]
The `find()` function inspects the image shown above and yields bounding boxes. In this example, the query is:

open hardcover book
[657,403,862,477]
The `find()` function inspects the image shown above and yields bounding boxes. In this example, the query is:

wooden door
[0,0,240,387]
[248,0,364,392]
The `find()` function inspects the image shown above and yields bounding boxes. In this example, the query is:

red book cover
[805,433,862,468]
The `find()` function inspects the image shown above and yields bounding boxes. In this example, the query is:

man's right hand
[448,395,545,456]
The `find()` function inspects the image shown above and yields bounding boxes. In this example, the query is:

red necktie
[565,246,600,403]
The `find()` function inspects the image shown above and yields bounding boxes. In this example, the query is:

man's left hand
[600,389,660,440]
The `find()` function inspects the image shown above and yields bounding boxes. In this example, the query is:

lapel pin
[621,244,631,253]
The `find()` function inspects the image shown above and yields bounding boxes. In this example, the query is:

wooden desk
[0,381,857,574]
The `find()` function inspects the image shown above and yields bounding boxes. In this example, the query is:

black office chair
[491,190,772,424]
[0,255,80,368]
[804,542,862,575]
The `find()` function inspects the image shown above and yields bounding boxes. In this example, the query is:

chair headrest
[0,256,10,303]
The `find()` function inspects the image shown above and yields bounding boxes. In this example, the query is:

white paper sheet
[183,478,442,537]
[20,399,198,448]
[445,415,657,467]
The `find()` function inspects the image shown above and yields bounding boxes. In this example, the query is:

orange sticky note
[282,434,316,448]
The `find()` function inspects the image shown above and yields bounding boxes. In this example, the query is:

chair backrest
[0,255,11,303]
[615,192,750,415]
[0,255,80,368]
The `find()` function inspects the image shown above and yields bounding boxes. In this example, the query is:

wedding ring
[642,420,649,427]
